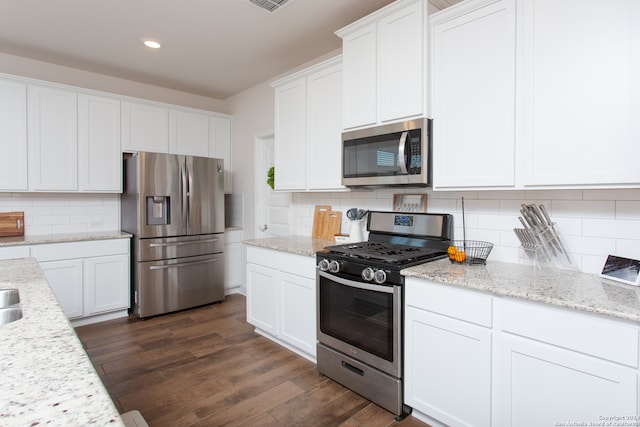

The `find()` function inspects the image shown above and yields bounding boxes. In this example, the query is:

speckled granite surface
[244,236,640,324]
[402,258,640,323]
[0,231,132,247]
[0,258,124,426]
[243,235,336,257]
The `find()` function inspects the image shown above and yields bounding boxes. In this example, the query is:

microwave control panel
[407,136,421,173]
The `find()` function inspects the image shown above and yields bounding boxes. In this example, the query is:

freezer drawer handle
[148,238,220,248]
[149,258,219,270]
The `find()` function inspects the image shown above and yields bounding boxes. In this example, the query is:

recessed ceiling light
[142,39,162,49]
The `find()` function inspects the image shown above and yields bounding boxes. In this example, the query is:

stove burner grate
[324,241,446,264]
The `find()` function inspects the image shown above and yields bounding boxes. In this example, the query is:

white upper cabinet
[305,61,344,190]
[209,116,232,193]
[169,108,209,157]
[273,76,307,191]
[28,84,78,191]
[0,79,27,191]
[338,0,425,130]
[341,23,377,129]
[430,0,640,190]
[431,0,516,189]
[272,56,344,192]
[121,101,169,153]
[78,94,122,192]
[378,1,425,123]
[519,0,640,187]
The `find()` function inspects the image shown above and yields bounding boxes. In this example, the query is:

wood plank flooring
[75,294,431,427]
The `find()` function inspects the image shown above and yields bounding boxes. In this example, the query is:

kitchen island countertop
[0,257,124,426]
[402,258,640,324]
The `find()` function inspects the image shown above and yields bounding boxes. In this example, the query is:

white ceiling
[0,0,416,100]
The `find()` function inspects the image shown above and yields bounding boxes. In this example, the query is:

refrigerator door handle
[148,238,220,248]
[181,160,188,222]
[149,258,219,270]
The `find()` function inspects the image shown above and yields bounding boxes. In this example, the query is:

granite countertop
[0,231,132,247]
[402,258,640,324]
[243,235,336,257]
[0,258,124,426]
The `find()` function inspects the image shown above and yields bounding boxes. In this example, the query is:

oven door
[317,269,402,378]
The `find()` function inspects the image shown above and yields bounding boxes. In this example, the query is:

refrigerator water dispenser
[146,196,170,225]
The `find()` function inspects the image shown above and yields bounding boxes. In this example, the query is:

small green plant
[266,166,274,189]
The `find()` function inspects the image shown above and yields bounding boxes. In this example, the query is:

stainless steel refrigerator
[121,152,225,318]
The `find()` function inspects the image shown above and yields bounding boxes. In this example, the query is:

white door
[255,134,291,238]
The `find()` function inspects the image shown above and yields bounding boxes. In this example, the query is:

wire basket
[447,240,494,265]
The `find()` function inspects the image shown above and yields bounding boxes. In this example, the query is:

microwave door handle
[398,131,409,174]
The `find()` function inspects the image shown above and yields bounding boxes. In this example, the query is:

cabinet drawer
[277,252,315,279]
[499,298,639,367]
[246,246,283,268]
[31,239,129,262]
[0,246,30,260]
[405,278,492,327]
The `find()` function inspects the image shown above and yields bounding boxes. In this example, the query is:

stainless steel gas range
[316,211,453,420]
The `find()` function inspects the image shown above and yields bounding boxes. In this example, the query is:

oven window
[319,276,394,362]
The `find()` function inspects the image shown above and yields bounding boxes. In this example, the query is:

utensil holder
[349,219,366,243]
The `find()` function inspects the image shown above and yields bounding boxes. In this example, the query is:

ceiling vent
[247,0,291,13]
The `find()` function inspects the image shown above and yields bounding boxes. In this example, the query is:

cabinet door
[78,94,122,192]
[209,117,232,193]
[246,262,279,336]
[40,259,84,319]
[520,0,640,186]
[306,62,344,190]
[279,272,316,358]
[378,0,424,123]
[84,254,129,315]
[224,242,243,291]
[431,0,516,189]
[121,101,169,153]
[169,109,209,157]
[405,306,491,427]
[28,85,78,191]
[274,77,307,190]
[494,333,638,426]
[0,79,27,191]
[341,23,377,129]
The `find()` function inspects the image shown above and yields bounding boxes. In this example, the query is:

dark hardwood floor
[75,294,431,427]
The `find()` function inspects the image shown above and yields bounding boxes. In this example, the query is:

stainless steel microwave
[342,118,431,187]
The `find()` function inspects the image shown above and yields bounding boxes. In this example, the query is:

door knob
[260,224,268,231]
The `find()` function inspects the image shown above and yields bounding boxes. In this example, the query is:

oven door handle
[318,270,394,294]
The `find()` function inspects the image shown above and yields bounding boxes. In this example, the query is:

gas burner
[324,241,446,264]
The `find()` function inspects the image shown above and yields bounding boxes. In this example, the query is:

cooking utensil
[356,209,368,220]
[346,208,358,221]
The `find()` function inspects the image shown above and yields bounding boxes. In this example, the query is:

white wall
[0,51,228,113]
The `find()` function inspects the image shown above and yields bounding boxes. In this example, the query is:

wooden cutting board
[0,212,25,237]
[312,205,342,240]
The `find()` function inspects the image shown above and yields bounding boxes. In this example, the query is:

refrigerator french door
[121,152,225,318]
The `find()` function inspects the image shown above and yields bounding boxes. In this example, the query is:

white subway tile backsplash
[551,200,615,219]
[289,188,640,274]
[0,193,120,236]
[615,201,640,220]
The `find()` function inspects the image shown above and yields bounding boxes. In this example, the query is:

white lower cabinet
[245,245,316,361]
[31,239,130,325]
[224,230,244,293]
[39,259,84,319]
[405,278,640,426]
[493,298,639,426]
[405,278,492,427]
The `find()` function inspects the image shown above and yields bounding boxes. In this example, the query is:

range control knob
[328,260,341,273]
[373,269,387,284]
[362,267,375,281]
[318,259,330,271]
